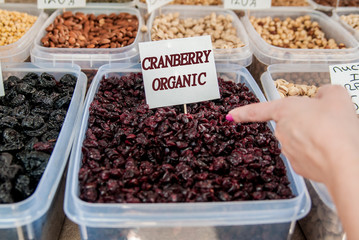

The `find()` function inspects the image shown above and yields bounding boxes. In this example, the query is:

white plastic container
[260,63,346,240]
[241,8,359,87]
[146,5,253,67]
[0,4,47,63]
[64,63,310,240]
[0,62,87,240]
[31,5,144,69]
[333,7,359,41]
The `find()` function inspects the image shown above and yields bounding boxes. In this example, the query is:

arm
[227,85,359,240]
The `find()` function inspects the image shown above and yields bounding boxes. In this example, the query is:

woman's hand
[227,84,359,240]
[227,84,359,185]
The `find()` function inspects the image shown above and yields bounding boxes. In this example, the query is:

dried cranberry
[78,73,293,203]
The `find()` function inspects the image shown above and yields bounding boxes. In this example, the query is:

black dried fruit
[0,72,77,203]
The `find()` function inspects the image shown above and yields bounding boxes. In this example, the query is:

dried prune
[39,73,57,89]
[0,181,13,203]
[79,73,293,204]
[22,114,45,130]
[0,72,76,203]
[60,74,77,87]
[15,175,32,199]
[0,153,22,180]
[0,116,19,128]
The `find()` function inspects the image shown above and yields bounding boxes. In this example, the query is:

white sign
[0,63,4,97]
[139,36,220,109]
[224,0,271,9]
[0,0,4,4]
[146,0,172,14]
[37,0,86,9]
[329,62,359,113]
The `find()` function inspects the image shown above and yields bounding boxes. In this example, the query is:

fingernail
[226,114,233,122]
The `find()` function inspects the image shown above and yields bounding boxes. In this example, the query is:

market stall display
[0,2,353,239]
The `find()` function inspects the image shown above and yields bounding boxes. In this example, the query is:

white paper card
[146,0,172,14]
[0,63,4,97]
[139,35,220,109]
[0,0,4,4]
[37,0,86,9]
[224,0,271,9]
[329,62,359,113]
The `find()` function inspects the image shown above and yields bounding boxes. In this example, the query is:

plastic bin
[332,7,359,41]
[240,8,359,89]
[146,5,252,67]
[260,63,346,240]
[0,4,47,63]
[0,62,87,240]
[64,62,310,240]
[30,5,144,69]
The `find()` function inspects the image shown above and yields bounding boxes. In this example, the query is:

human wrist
[325,151,359,194]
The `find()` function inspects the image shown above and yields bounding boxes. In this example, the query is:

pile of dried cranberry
[79,73,293,203]
[0,72,76,203]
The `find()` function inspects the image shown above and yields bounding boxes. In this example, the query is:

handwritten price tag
[224,0,271,9]
[146,0,172,13]
[0,0,4,4]
[0,63,4,97]
[139,36,220,109]
[329,63,359,113]
[37,0,86,9]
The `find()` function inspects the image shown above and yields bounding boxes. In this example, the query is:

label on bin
[224,0,271,9]
[139,35,220,109]
[329,62,359,114]
[37,0,86,9]
[146,0,172,14]
[0,63,4,97]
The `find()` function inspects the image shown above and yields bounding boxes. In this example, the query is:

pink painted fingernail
[226,114,233,122]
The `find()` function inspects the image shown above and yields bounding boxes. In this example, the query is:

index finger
[228,100,282,123]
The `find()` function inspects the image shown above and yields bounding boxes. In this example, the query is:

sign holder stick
[184,104,187,114]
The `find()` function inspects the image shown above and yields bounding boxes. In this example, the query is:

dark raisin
[78,73,293,203]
